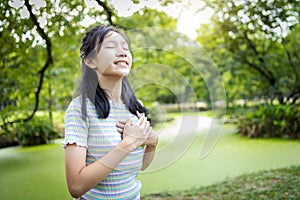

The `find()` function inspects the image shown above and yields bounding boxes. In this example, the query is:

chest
[86,105,141,155]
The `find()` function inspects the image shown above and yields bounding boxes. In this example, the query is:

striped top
[62,97,144,200]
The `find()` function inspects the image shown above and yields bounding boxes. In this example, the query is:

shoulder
[66,96,94,110]
[65,96,81,112]
[64,96,90,126]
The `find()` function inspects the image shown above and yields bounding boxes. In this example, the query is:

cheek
[128,55,133,67]
[97,54,115,72]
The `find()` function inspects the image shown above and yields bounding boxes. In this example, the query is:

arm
[141,134,158,170]
[136,111,158,170]
[65,140,135,198]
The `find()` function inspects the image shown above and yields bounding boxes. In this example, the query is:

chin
[104,66,131,77]
[114,70,130,77]
[118,68,131,75]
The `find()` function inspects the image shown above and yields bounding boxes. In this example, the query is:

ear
[84,58,96,69]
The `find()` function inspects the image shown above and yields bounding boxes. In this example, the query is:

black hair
[77,25,146,119]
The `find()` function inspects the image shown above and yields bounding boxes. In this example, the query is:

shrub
[146,102,168,127]
[0,116,60,147]
[236,104,300,139]
[18,117,60,146]
[0,134,19,148]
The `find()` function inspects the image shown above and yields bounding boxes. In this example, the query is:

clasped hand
[116,111,157,148]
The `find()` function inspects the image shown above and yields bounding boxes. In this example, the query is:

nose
[116,50,127,57]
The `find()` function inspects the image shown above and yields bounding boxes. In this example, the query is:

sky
[110,0,214,39]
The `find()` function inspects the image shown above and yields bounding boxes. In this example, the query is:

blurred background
[0,0,299,199]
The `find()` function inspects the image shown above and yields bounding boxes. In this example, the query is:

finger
[118,120,126,125]
[144,120,150,129]
[116,122,125,129]
[147,126,152,135]
[141,117,148,127]
[136,115,144,126]
[125,119,133,126]
[117,128,124,134]
[136,111,142,119]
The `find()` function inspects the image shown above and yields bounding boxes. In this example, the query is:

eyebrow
[104,40,128,45]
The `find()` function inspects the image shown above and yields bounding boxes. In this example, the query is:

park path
[154,115,214,141]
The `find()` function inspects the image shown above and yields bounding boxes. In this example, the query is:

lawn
[143,165,300,199]
[0,142,70,199]
[138,124,300,195]
[0,120,300,199]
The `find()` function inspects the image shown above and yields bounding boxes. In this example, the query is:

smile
[114,60,128,65]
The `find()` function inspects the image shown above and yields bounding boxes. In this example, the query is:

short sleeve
[62,98,89,148]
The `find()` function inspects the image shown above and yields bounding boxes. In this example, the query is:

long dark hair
[76,25,146,119]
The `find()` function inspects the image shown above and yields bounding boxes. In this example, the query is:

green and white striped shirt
[63,97,144,200]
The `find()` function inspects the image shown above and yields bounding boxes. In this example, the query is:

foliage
[0,116,59,146]
[1,1,187,144]
[198,0,300,105]
[2,0,300,146]
[0,134,19,148]
[236,104,300,139]
[117,7,177,29]
[0,0,121,128]
[18,116,60,146]
[125,31,213,106]
[142,165,300,200]
[145,101,175,128]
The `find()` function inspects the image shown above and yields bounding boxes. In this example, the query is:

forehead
[103,31,128,44]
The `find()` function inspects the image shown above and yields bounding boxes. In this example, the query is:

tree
[199,0,300,105]
[0,0,117,127]
[0,0,122,145]
[1,0,187,145]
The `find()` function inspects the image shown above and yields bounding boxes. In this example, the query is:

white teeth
[116,61,127,65]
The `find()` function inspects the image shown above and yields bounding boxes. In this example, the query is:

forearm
[141,144,157,170]
[65,142,135,198]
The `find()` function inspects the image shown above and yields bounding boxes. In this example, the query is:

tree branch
[8,0,53,124]
[94,0,127,30]
[242,56,275,85]
[95,0,114,25]
[243,30,276,86]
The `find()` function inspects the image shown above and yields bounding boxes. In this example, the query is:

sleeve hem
[61,140,88,149]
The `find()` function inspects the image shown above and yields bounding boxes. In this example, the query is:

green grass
[138,124,300,195]
[0,142,71,200]
[0,123,299,199]
[142,165,300,199]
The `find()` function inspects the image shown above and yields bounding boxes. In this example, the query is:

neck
[99,76,123,103]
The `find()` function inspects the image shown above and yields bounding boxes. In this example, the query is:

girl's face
[91,31,132,78]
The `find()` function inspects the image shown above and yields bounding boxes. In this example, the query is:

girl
[63,25,158,199]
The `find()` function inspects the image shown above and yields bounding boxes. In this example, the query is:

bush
[236,104,300,139]
[17,117,60,146]
[0,116,60,147]
[146,102,168,127]
[0,134,19,148]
